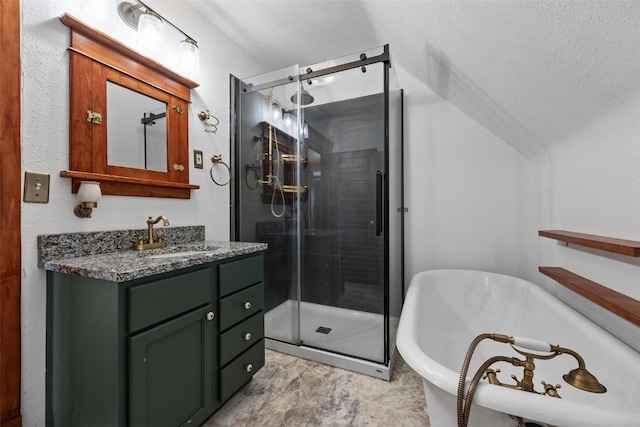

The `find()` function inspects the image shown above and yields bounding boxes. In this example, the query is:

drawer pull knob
[246,363,253,373]
[206,312,215,321]
[244,332,252,341]
[244,301,251,310]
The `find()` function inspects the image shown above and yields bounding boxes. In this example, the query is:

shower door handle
[376,171,383,236]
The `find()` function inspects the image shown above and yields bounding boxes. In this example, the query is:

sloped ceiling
[188,0,640,154]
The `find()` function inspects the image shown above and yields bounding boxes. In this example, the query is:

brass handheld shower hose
[456,333,513,427]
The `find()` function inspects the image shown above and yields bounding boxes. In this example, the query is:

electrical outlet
[23,171,50,203]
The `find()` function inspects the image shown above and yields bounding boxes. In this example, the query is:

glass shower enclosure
[230,45,404,379]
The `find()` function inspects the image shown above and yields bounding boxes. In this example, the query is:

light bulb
[136,12,163,57]
[177,38,200,79]
[77,181,102,207]
[272,105,281,122]
[284,112,293,128]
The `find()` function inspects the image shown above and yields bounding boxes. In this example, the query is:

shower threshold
[266,338,396,381]
[264,300,398,381]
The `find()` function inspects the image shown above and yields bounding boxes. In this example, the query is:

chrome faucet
[133,215,170,251]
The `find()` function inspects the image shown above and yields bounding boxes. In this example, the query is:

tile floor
[204,349,430,426]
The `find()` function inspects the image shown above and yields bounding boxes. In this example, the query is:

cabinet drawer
[219,282,264,330]
[219,255,263,296]
[129,268,211,333]
[220,312,264,366]
[220,339,265,403]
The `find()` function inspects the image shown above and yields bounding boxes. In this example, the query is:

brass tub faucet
[133,215,170,251]
[456,333,606,427]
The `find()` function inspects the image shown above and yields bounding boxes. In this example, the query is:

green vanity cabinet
[217,254,266,403]
[128,267,216,427]
[46,252,264,427]
[129,304,214,427]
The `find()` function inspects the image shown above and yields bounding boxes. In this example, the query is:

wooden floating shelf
[539,266,640,327]
[539,230,640,257]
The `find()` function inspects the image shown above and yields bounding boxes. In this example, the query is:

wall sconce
[74,181,102,218]
[117,1,200,78]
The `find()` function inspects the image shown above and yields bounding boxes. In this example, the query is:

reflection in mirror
[271,147,284,185]
[107,82,168,172]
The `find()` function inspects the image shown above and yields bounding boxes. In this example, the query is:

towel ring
[210,154,231,186]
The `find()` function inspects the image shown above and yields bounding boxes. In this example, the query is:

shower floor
[265,299,398,364]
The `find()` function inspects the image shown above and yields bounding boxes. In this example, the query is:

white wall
[402,54,640,355]
[539,94,640,352]
[20,1,263,425]
[399,67,535,287]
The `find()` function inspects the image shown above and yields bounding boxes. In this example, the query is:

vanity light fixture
[283,111,294,129]
[177,38,200,78]
[271,104,282,122]
[136,10,163,57]
[74,181,102,218]
[117,1,200,77]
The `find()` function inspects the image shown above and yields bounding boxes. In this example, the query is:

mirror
[60,13,199,199]
[107,82,168,172]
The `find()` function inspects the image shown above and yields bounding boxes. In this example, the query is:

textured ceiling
[187,0,640,153]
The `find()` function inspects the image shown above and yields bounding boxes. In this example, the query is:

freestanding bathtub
[397,269,640,427]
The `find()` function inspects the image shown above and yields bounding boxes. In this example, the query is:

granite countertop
[43,241,267,282]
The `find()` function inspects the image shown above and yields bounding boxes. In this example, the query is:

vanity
[41,228,267,427]
[44,14,266,426]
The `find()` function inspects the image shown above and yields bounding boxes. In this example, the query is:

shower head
[563,367,607,393]
[291,89,314,106]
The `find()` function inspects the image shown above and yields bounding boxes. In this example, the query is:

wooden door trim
[0,0,23,426]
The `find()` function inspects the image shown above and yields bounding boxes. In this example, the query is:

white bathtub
[397,269,640,427]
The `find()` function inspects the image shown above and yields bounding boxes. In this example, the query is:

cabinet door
[129,305,214,427]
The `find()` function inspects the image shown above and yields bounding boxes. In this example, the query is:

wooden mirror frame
[60,13,200,199]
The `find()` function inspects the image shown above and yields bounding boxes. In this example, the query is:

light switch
[23,172,50,203]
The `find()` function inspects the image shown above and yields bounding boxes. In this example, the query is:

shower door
[297,62,387,363]
[231,46,403,368]
[231,64,304,348]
